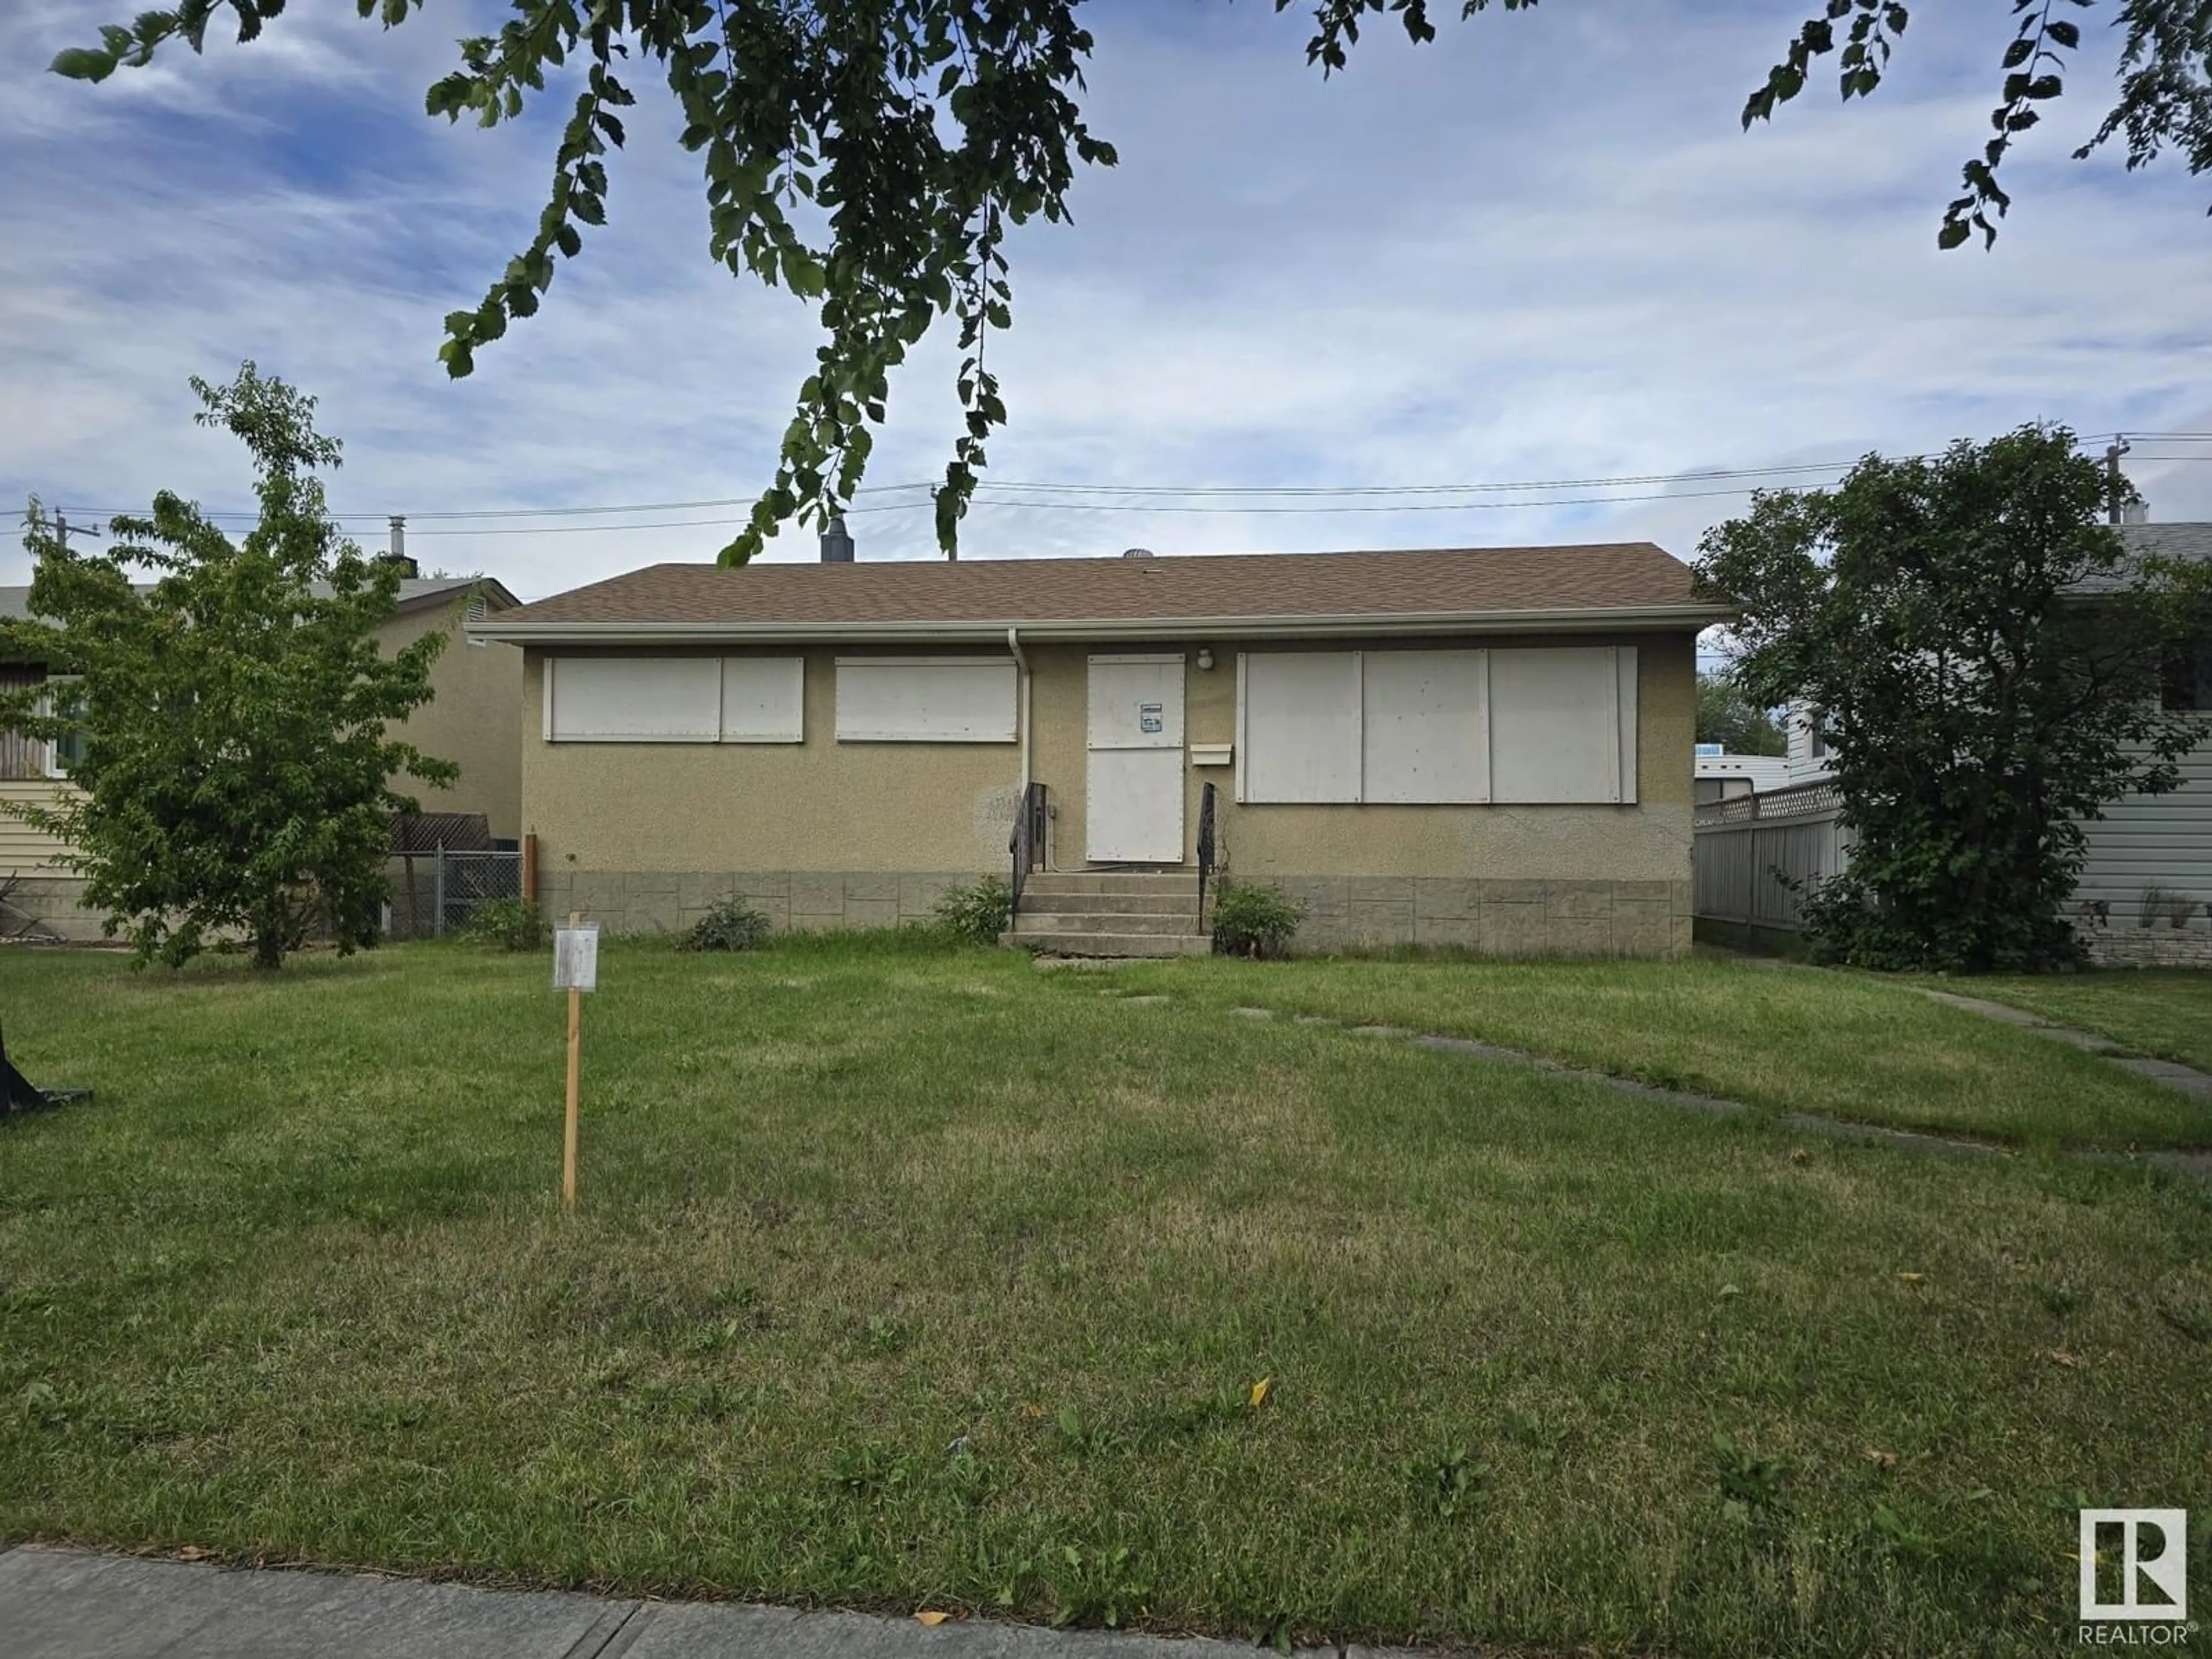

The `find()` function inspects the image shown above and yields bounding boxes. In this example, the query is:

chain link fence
[385,847,524,941]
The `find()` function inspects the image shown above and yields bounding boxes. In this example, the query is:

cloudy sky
[3,0,2209,601]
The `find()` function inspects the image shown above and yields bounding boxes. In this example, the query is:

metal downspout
[1006,626,1031,793]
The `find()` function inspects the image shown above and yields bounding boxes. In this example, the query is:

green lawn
[2,940,2208,1659]
[1927,971,2212,1073]
[1105,953,2211,1151]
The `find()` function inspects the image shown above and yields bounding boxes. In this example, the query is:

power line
[56,435,2212,532]
[49,456,1895,524]
[387,480,1827,537]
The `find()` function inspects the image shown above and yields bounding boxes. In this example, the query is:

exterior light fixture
[1196,647,1215,671]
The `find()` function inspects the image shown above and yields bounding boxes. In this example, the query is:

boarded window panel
[548,657,721,742]
[1615,645,1639,804]
[1362,650,1488,803]
[1489,646,1626,803]
[835,658,1017,742]
[1240,652,1361,802]
[719,656,805,743]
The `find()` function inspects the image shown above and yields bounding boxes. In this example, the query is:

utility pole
[2104,436,2131,524]
[52,514,103,552]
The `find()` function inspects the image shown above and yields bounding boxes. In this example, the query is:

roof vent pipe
[378,515,419,579]
[1122,547,1154,559]
[820,516,856,562]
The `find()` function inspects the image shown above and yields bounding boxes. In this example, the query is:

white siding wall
[2074,722,2212,925]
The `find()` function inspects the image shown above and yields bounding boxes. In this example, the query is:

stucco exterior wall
[1022,630,1695,881]
[381,597,525,840]
[520,630,1700,956]
[520,646,1022,878]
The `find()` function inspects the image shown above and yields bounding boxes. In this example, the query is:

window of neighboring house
[2163,634,2212,713]
[43,676,87,777]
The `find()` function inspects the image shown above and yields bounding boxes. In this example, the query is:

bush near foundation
[934,874,1012,945]
[1212,881,1304,960]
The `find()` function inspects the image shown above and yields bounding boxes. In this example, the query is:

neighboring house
[473,539,1730,957]
[0,563,526,940]
[1694,744,1793,802]
[1696,521,2212,951]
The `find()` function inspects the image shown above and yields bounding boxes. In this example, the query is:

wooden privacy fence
[1691,781,1851,935]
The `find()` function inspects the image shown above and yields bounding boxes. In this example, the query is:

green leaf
[50,47,118,82]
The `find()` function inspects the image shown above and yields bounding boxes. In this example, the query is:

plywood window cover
[1236,646,1637,806]
[834,655,1018,744]
[545,656,804,743]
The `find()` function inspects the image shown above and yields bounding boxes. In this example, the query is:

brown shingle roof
[484,544,1720,640]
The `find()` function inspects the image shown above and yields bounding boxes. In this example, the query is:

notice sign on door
[553,925,600,993]
[1139,702,1164,734]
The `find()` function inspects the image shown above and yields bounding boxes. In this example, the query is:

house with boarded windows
[473,539,1730,956]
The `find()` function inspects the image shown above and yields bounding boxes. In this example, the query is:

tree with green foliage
[0,365,457,971]
[1695,672,1788,757]
[51,2,2212,562]
[1695,425,2212,973]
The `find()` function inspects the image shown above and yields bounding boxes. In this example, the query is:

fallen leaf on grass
[1896,1272,1926,1285]
[1789,1149,1812,1166]
[2046,1349,2081,1369]
[1863,1448,1899,1469]
[1249,1377,1271,1408]
[176,1546,210,1562]
[914,1611,952,1627]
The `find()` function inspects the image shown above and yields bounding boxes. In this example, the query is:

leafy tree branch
[51,2,2212,562]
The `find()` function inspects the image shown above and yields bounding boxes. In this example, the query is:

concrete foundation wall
[537,867,1691,957]
[0,875,106,942]
[1272,876,1693,957]
[536,868,978,937]
[2077,925,2212,969]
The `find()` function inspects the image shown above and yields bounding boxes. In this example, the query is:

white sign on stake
[553,925,599,993]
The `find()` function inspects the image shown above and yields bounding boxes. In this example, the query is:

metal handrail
[1009,781,1047,914]
[1195,781,1218,929]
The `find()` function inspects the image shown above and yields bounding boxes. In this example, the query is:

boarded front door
[1086,655,1185,863]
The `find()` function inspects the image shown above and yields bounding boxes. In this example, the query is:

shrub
[934,874,1012,945]
[1211,881,1304,959]
[680,894,771,953]
[459,895,548,952]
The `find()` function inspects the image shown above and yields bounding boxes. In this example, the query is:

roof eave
[469,602,1734,646]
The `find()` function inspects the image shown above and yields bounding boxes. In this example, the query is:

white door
[1086,655,1185,863]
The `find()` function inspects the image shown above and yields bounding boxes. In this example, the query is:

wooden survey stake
[552,911,599,1209]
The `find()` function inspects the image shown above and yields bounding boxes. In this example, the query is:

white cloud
[2,0,2208,597]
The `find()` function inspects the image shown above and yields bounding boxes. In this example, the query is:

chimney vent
[820,516,855,562]
[378,515,419,578]
[1122,547,1155,559]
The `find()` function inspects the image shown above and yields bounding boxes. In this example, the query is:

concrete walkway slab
[0,1548,1403,1659]
[0,1547,623,1658]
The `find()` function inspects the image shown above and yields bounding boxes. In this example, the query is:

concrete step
[1021,871,1198,897]
[1015,890,1206,917]
[1014,908,1207,936]
[1002,929,1213,959]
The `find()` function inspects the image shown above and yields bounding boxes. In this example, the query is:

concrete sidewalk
[0,1546,1408,1659]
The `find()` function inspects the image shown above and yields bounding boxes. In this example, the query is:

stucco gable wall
[379,595,525,839]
